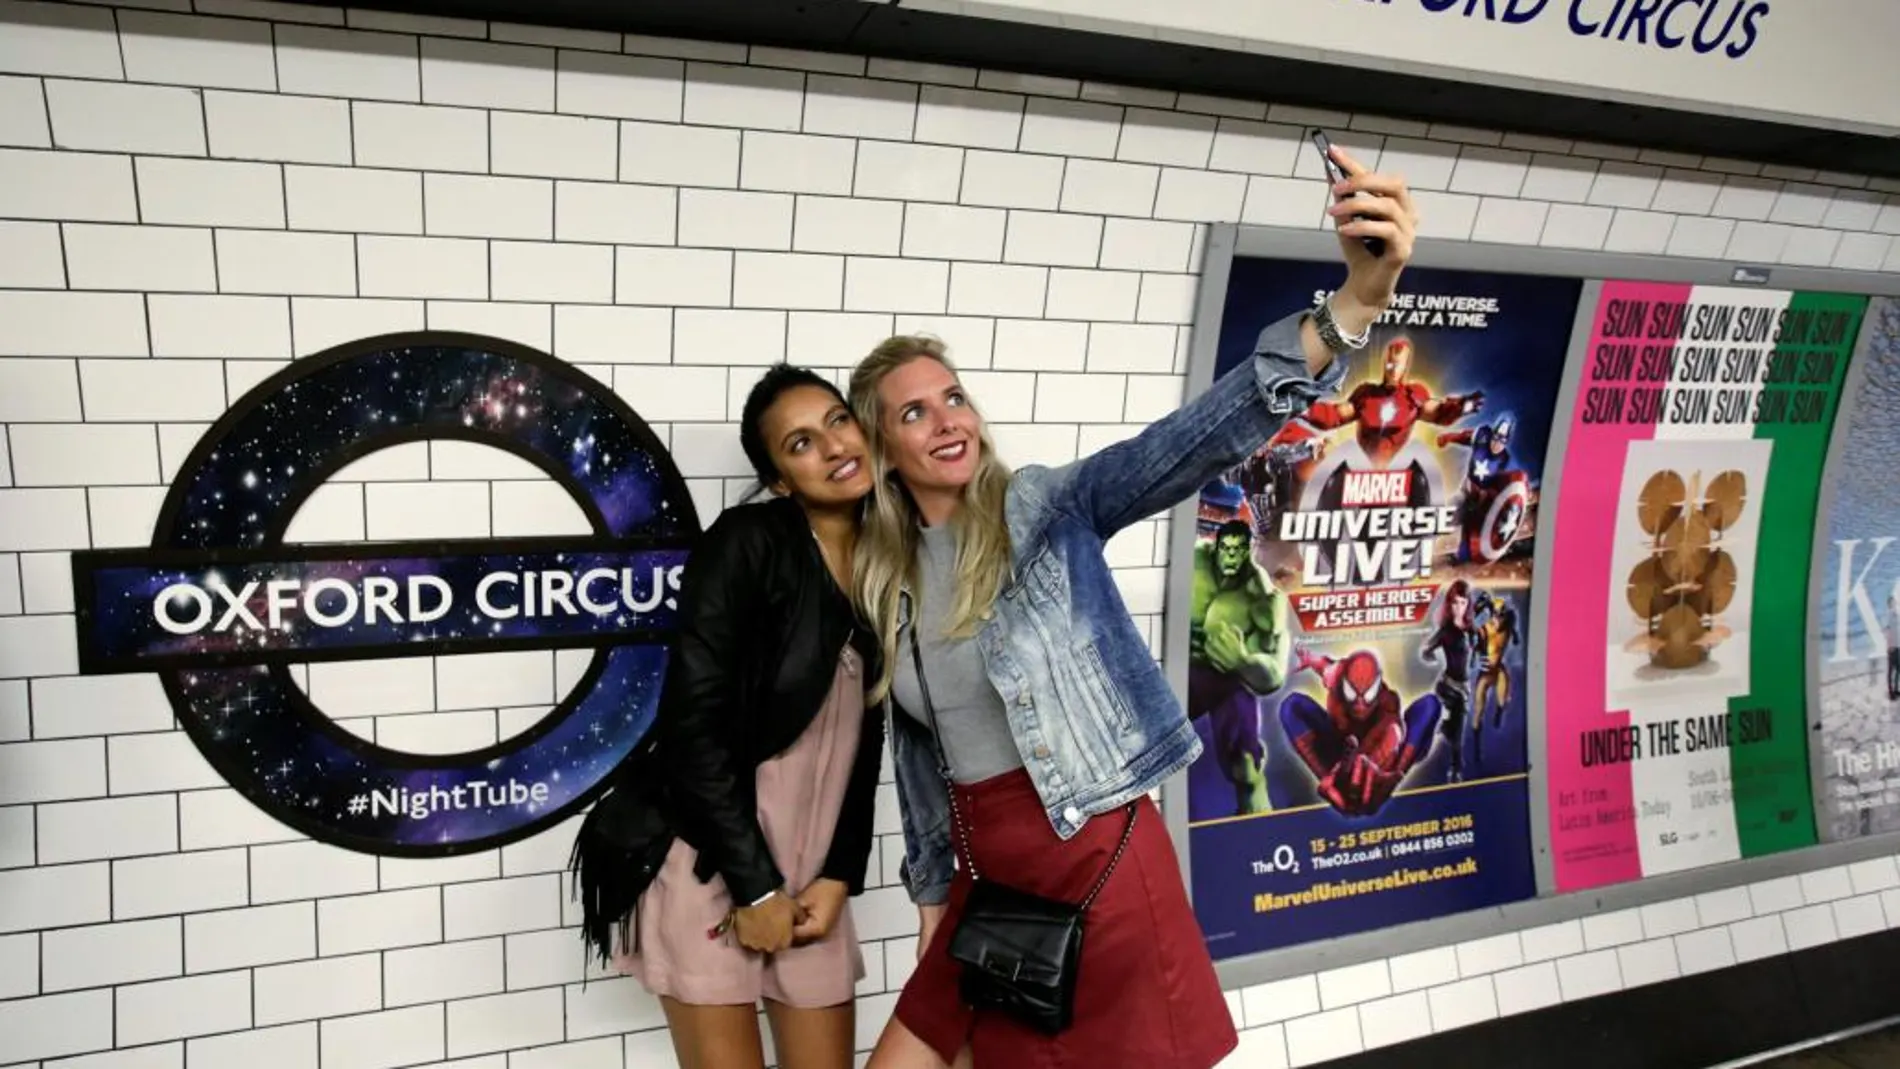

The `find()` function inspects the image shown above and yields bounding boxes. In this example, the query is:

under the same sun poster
[1180,256,1887,960]
[1184,257,1572,958]
[1543,283,1861,890]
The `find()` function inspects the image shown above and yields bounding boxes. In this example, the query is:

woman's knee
[658,997,768,1069]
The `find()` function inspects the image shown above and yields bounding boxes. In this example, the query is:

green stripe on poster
[1731,290,1866,858]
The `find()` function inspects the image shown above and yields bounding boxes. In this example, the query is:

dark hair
[1435,578,1473,627]
[738,363,849,487]
[1216,519,1252,545]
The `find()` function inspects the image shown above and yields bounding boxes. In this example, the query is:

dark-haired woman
[572,365,882,1069]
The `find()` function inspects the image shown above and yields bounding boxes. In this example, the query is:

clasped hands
[1317,738,1394,816]
[726,878,848,955]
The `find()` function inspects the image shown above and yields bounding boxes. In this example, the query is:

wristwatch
[1312,298,1372,354]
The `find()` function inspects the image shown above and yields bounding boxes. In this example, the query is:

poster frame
[1162,223,1900,989]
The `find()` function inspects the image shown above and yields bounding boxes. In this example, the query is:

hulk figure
[1189,519,1292,815]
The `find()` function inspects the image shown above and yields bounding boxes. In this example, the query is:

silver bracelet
[1312,298,1372,354]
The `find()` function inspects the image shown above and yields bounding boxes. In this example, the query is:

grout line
[37,74,58,151]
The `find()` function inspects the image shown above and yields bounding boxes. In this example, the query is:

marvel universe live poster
[1544,282,1859,892]
[1183,258,1572,959]
[1814,297,1900,842]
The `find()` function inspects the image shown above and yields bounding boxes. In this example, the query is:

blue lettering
[1617,0,1664,41]
[1420,0,1553,20]
[1655,0,1702,47]
[1395,0,1763,59]
[1600,0,1630,36]
[1727,1,1767,57]
[1501,0,1548,20]
[1568,0,1602,34]
[1692,0,1744,53]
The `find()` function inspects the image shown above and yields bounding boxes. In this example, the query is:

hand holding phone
[1311,129,1387,260]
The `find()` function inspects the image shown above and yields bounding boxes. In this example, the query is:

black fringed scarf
[568,736,676,970]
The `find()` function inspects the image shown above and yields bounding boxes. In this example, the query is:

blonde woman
[848,148,1417,1068]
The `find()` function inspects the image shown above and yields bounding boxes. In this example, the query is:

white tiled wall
[1,1,1898,1067]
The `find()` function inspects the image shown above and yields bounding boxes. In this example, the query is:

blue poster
[1813,296,1900,842]
[1181,257,1577,959]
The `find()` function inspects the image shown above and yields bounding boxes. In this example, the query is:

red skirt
[893,769,1238,1069]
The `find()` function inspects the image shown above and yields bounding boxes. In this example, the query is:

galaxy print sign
[69,333,700,856]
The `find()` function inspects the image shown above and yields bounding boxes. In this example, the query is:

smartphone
[1310,128,1385,259]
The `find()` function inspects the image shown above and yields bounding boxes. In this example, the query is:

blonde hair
[848,335,1015,702]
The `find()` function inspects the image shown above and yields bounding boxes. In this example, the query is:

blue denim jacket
[888,309,1351,905]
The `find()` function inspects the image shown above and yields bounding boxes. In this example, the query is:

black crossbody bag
[906,625,1136,1035]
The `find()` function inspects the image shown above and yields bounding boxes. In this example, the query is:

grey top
[890,524,1025,785]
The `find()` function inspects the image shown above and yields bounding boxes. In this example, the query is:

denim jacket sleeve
[1020,309,1349,540]
[887,698,955,906]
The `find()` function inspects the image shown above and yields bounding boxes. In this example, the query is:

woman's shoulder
[699,494,802,541]
[686,496,804,575]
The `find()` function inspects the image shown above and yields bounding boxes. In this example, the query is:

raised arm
[1025,151,1418,540]
[1301,395,1359,431]
[1421,389,1484,426]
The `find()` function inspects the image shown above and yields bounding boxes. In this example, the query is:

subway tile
[1833,894,1888,941]
[556,52,681,121]
[1240,976,1320,1027]
[1614,937,1681,989]
[685,61,802,131]
[46,80,207,156]
[1782,903,1841,951]
[207,91,352,165]
[1316,959,1390,1010]
[1492,961,1562,1017]
[1284,1006,1362,1066]
[1427,975,1498,1032]
[1729,915,1789,963]
[120,13,273,93]
[1674,926,1737,976]
[803,74,916,141]
[0,148,137,223]
[1019,97,1121,160]
[1554,949,1622,1001]
[277,24,419,102]
[0,0,122,78]
[1159,168,1248,224]
[1117,107,1214,168]
[421,37,553,111]
[1356,991,1431,1052]
[915,85,1022,151]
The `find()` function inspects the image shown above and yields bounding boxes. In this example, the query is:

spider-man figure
[1278,646,1442,816]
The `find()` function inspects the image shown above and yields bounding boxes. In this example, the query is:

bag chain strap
[906,617,1136,910]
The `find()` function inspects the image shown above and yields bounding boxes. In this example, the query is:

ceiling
[339,0,1898,180]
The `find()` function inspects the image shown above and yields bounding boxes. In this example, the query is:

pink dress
[616,645,867,1008]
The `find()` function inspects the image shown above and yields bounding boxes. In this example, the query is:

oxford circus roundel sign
[70,333,699,856]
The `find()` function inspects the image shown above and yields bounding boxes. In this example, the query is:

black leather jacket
[571,495,883,963]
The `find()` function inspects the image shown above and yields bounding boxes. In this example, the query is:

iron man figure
[1302,337,1485,470]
